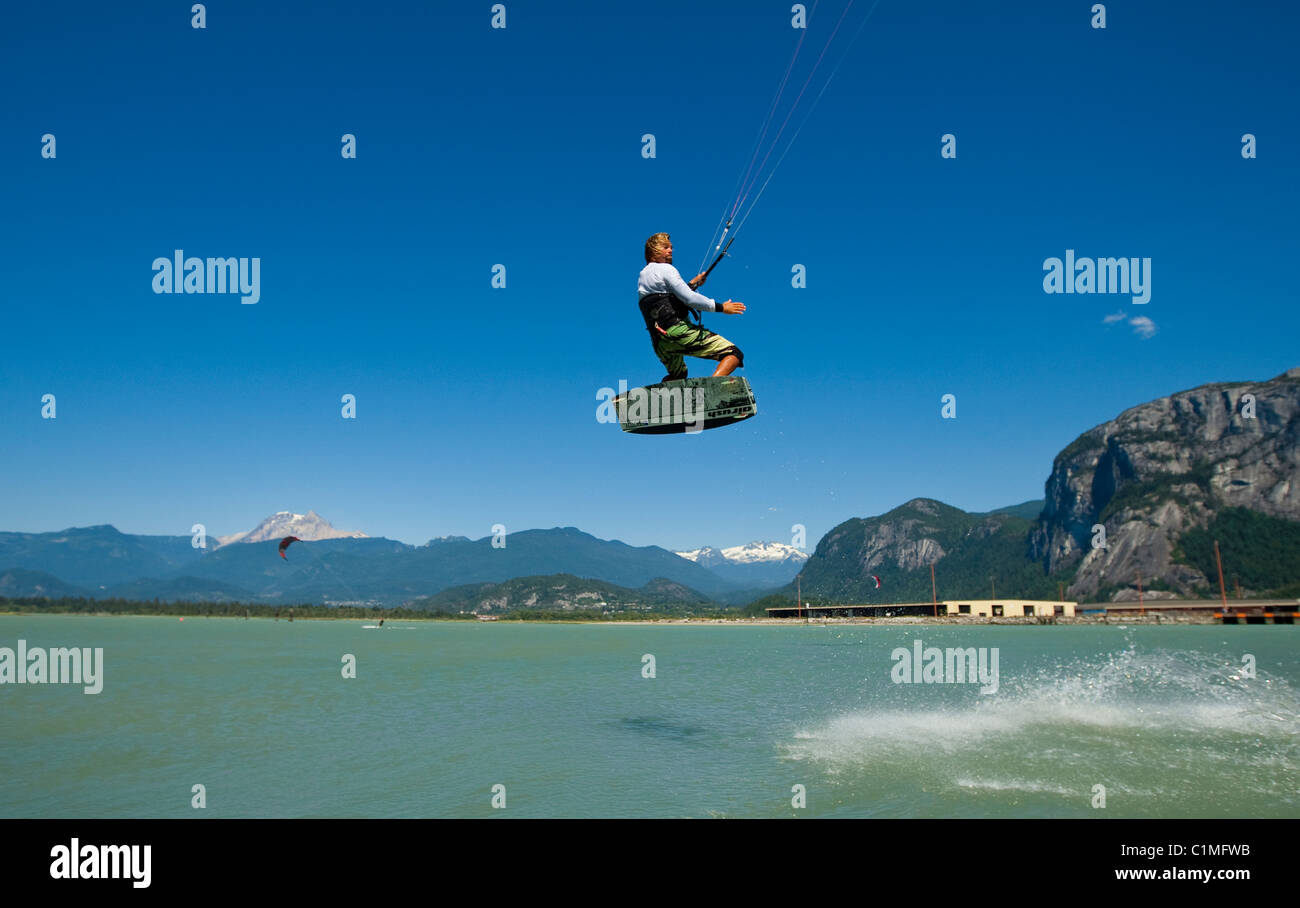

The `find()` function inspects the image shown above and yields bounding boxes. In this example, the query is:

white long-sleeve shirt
[637,262,719,312]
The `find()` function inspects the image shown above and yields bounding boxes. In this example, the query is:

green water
[1,616,1296,818]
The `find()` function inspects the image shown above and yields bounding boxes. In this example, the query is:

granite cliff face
[1030,368,1300,599]
[809,498,950,584]
[796,368,1300,604]
[799,499,1051,602]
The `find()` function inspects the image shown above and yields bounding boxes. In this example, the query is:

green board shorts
[650,321,744,381]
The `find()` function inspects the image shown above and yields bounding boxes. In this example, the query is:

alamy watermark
[597,380,705,432]
[891,638,999,694]
[49,839,149,888]
[152,250,260,304]
[1043,249,1151,304]
[0,640,103,694]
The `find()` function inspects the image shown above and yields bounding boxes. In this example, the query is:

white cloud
[1101,310,1157,339]
[1129,316,1157,339]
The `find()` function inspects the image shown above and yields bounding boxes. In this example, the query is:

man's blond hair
[644,232,671,263]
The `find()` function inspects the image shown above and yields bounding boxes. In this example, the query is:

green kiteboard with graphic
[616,376,757,434]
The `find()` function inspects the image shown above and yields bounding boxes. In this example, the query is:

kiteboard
[616,375,757,434]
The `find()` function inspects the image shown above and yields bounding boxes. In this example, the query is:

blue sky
[2,0,1296,552]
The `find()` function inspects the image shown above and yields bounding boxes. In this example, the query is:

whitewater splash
[785,645,1300,807]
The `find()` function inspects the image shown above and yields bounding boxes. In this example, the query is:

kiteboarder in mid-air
[637,232,746,382]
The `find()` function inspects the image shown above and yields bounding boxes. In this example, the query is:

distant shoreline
[0,611,1236,626]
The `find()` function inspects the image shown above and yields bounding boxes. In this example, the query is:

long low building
[766,599,1077,619]
[1098,599,1298,612]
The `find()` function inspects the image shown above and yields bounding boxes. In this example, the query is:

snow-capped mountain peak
[675,541,809,566]
[673,541,809,590]
[216,510,367,546]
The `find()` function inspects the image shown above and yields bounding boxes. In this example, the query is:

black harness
[639,291,703,336]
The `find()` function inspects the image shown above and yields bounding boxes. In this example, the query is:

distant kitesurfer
[637,233,746,382]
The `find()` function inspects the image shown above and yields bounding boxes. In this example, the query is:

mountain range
[0,524,777,608]
[3,367,1298,612]
[791,367,1300,604]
